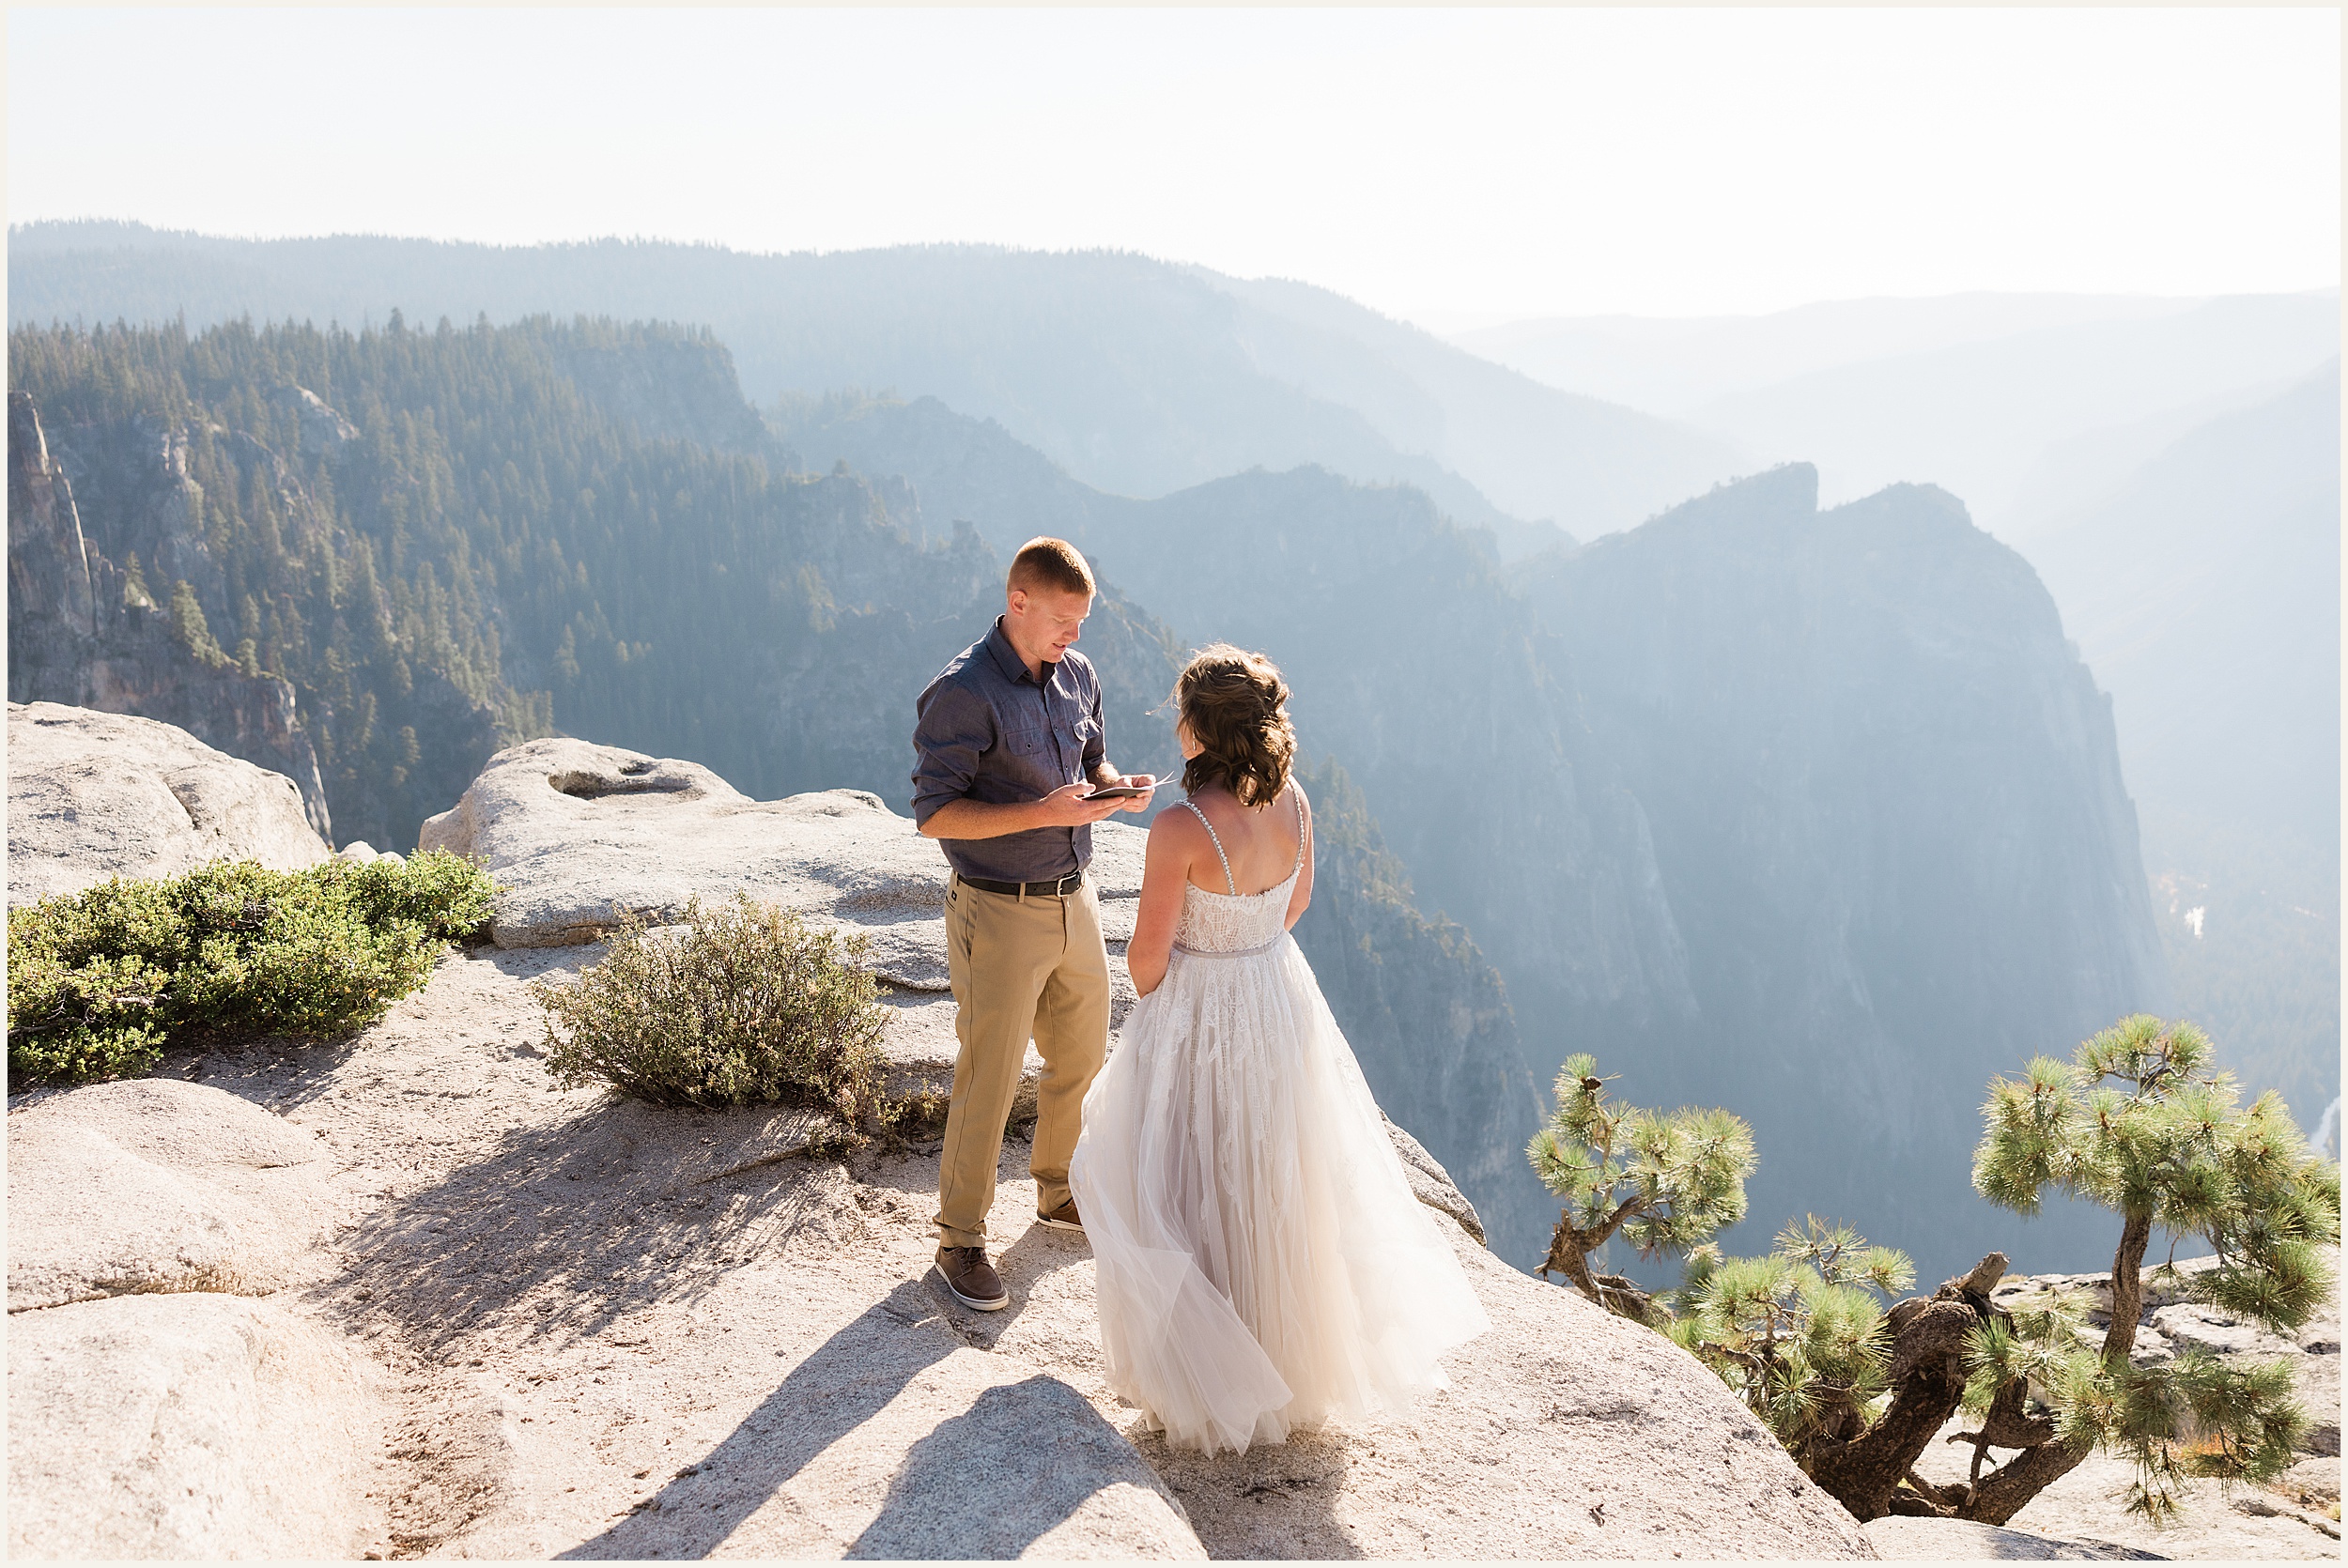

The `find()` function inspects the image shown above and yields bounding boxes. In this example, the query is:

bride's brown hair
[1174,644,1296,807]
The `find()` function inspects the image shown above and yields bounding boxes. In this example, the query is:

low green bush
[533,894,891,1132]
[7,851,494,1089]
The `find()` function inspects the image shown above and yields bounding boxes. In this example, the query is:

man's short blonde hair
[1008,537,1096,598]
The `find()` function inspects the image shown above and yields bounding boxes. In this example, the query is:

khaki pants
[935,874,1110,1250]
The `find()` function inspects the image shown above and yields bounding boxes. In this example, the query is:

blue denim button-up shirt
[911,618,1107,883]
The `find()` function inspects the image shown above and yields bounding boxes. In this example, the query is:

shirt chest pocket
[1000,720,1053,760]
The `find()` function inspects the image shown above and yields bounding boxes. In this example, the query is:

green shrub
[533,894,890,1129]
[7,851,494,1089]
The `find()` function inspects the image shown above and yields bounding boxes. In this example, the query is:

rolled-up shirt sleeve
[911,678,993,829]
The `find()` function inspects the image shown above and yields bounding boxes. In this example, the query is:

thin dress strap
[1289,782,1308,876]
[1181,800,1239,896]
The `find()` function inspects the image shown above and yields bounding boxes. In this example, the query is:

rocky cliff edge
[8,720,1875,1559]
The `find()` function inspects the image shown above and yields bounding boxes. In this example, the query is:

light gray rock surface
[7,699,329,907]
[7,1285,387,1560]
[1864,1515,2162,1560]
[2277,1456,2340,1509]
[434,739,1483,1235]
[269,382,361,459]
[1383,1112,1487,1244]
[2,938,1873,1560]
[8,1079,346,1313]
[418,735,1147,968]
[2294,1351,2341,1459]
[152,945,1874,1560]
[7,737,1868,1558]
[6,1078,384,1560]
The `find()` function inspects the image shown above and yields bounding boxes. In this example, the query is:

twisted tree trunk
[1539,1207,1656,1323]
[1954,1207,2154,1526]
[2103,1209,2154,1360]
[1805,1254,2006,1520]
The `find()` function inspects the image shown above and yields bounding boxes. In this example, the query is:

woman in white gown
[1069,644,1490,1456]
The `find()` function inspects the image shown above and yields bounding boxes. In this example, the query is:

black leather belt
[956,871,1084,898]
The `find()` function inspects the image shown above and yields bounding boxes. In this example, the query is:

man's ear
[1006,587,1029,617]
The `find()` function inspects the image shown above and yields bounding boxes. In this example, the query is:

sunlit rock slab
[8,700,329,907]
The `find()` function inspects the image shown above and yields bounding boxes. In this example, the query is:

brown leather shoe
[935,1246,1008,1312]
[1035,1198,1084,1234]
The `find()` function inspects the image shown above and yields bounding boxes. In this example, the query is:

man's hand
[1037,781,1126,827]
[1108,774,1158,814]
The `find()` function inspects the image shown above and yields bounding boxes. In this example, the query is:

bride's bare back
[1177,782,1306,896]
[1126,782,1314,997]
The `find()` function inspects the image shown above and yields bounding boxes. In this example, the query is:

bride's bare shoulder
[1147,798,1208,846]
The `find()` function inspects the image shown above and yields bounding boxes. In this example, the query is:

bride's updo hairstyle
[1175,644,1296,808]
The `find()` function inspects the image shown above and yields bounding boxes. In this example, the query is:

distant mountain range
[7,222,1746,550]
[1462,286,2342,1157]
[1456,288,2340,537]
[1526,465,2168,1262]
[1458,292,2218,413]
[2033,363,2341,848]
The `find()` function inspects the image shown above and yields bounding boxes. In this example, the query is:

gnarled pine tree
[1802,1017,2338,1524]
[1528,1053,1754,1321]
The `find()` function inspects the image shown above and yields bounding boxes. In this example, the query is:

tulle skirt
[1068,933,1491,1455]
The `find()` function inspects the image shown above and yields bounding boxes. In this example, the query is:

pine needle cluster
[1668,1217,1917,1455]
[1527,1053,1755,1316]
[1530,1022,2332,1534]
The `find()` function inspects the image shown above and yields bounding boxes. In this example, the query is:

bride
[1069,644,1490,1455]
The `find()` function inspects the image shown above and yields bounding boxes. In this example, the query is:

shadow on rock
[558,1282,960,1559]
[557,1283,1167,1560]
[173,1032,376,1115]
[845,1375,1160,1559]
[326,1095,842,1349]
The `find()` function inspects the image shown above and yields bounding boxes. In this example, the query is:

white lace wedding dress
[1068,788,1491,1455]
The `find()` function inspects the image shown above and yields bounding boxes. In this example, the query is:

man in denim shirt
[911,538,1156,1311]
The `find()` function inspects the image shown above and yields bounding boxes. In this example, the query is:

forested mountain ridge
[8,388,335,835]
[5,316,1184,850]
[8,222,1744,541]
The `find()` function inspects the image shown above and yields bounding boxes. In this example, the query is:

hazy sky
[8,8,2339,323]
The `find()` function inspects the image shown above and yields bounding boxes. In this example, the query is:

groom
[910,537,1155,1312]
